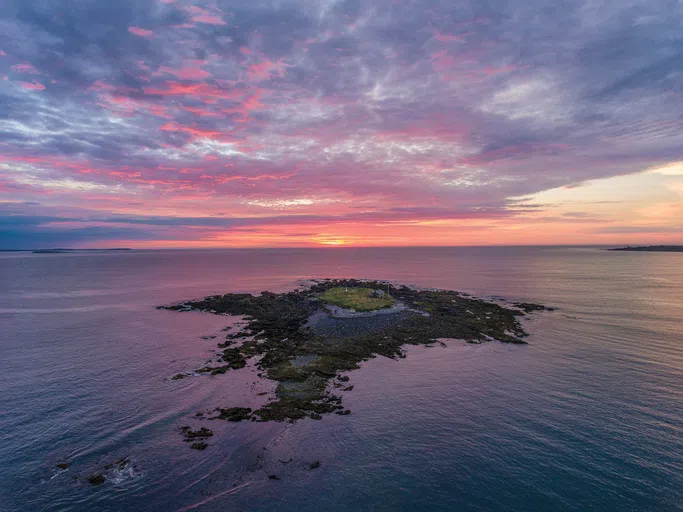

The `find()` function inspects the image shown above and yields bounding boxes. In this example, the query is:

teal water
[0,247,681,511]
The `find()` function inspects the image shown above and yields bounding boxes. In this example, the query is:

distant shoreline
[30,248,132,254]
[607,246,683,252]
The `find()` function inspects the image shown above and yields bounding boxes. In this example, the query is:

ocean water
[0,247,681,511]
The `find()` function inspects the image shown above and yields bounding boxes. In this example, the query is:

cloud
[0,0,682,247]
[19,81,45,90]
[128,26,154,37]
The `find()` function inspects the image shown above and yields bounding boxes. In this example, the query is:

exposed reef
[161,279,551,423]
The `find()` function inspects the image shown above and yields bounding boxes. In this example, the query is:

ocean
[0,247,681,511]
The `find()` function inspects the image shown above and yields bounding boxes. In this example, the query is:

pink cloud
[0,50,7,57]
[192,14,226,25]
[159,122,231,141]
[187,5,226,25]
[144,82,243,101]
[20,81,46,90]
[433,31,464,43]
[158,64,210,80]
[89,80,115,91]
[183,106,219,117]
[11,63,39,74]
[128,26,154,37]
[248,59,286,81]
[243,92,264,111]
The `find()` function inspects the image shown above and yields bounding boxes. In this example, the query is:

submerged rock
[87,474,105,486]
[180,426,213,440]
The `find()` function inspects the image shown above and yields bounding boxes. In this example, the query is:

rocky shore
[161,279,553,431]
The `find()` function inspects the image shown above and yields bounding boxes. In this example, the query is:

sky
[1,0,683,249]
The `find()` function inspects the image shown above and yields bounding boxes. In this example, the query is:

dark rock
[309,460,321,470]
[513,302,556,313]
[55,462,70,470]
[268,474,281,480]
[87,474,105,486]
[171,373,185,380]
[180,426,213,440]
[190,442,208,450]
[210,407,252,422]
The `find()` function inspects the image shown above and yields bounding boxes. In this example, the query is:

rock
[87,474,105,486]
[513,302,556,313]
[268,474,281,480]
[171,373,185,380]
[180,426,213,440]
[335,410,351,415]
[190,442,208,450]
[210,407,252,422]
[55,462,70,470]
[337,375,350,382]
[309,460,321,470]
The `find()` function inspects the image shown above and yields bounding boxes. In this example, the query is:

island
[607,245,683,252]
[162,280,554,424]
[161,279,553,434]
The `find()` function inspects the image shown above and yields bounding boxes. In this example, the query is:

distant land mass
[31,248,132,254]
[607,245,683,252]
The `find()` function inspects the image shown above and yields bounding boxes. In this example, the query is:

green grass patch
[319,287,395,312]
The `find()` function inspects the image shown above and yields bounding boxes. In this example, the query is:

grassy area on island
[319,286,395,311]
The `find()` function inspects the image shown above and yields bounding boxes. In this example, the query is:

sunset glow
[1,1,682,249]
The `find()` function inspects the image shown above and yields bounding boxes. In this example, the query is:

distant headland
[31,248,132,254]
[607,246,683,252]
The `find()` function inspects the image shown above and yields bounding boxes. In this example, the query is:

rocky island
[161,279,552,429]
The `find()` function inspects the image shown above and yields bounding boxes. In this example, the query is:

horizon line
[3,243,681,252]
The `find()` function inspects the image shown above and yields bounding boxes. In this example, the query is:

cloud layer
[1,0,682,248]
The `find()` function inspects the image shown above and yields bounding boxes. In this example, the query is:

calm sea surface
[0,247,681,511]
